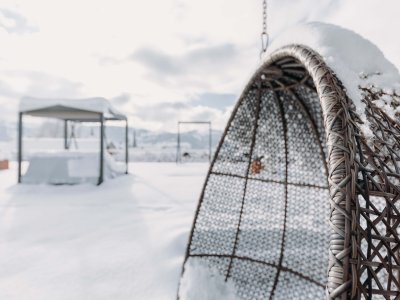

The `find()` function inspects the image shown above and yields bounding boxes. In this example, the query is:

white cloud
[0,0,399,131]
[0,8,38,34]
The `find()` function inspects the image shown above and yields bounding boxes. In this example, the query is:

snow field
[0,162,208,300]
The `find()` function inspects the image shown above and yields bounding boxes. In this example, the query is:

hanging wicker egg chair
[178,23,400,300]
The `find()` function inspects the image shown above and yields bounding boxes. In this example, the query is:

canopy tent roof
[19,97,126,121]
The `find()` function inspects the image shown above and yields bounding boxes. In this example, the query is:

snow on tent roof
[19,96,126,121]
[266,22,400,136]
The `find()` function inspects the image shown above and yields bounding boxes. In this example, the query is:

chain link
[262,0,267,35]
[260,0,269,58]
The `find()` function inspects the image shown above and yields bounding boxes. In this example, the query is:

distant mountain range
[132,128,221,149]
[0,120,222,150]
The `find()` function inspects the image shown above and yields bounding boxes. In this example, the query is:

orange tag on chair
[251,160,264,175]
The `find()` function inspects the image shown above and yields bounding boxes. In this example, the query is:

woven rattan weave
[178,45,400,299]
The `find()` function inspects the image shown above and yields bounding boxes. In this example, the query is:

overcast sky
[0,0,399,131]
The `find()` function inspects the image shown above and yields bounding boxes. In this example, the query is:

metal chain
[262,0,267,35]
[260,0,269,58]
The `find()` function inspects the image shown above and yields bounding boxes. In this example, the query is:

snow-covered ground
[0,162,208,300]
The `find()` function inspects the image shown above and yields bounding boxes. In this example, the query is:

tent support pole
[176,122,180,163]
[175,121,211,163]
[209,122,212,162]
[17,112,23,183]
[98,114,104,185]
[64,120,68,150]
[125,119,129,174]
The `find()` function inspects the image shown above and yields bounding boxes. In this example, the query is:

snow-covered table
[22,151,125,185]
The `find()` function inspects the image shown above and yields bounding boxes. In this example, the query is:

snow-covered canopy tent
[179,23,400,299]
[18,97,129,185]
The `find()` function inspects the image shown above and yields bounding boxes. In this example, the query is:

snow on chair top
[266,22,400,137]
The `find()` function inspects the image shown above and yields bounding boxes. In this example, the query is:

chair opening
[181,55,331,299]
